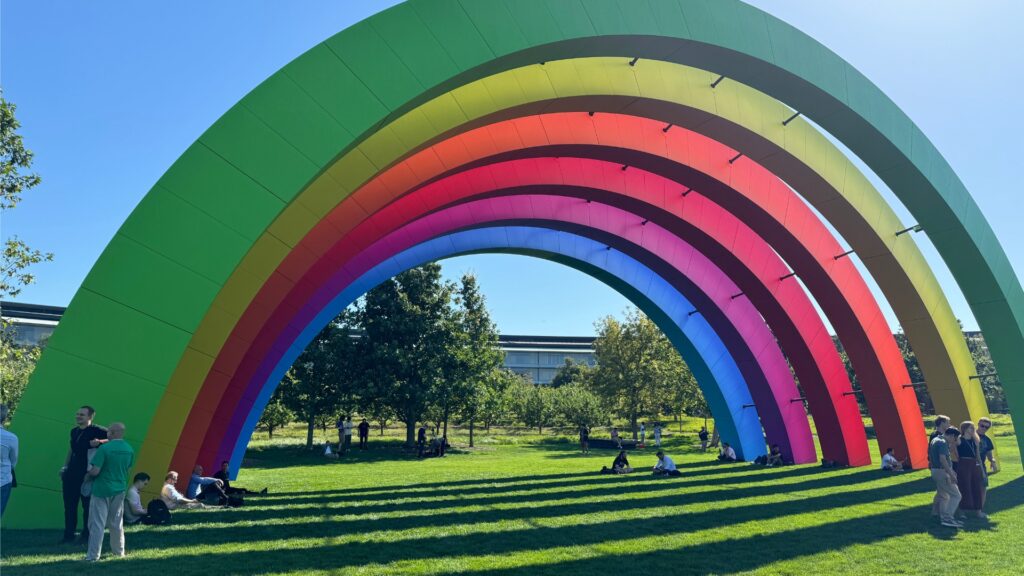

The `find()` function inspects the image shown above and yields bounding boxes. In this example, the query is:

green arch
[10,0,1019,528]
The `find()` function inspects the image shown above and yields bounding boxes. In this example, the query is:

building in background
[0,302,596,385]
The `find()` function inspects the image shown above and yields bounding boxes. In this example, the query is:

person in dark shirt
[698,427,710,451]
[417,426,428,458]
[977,417,997,512]
[212,461,267,495]
[601,450,633,474]
[60,406,108,543]
[928,415,951,518]
[766,444,784,467]
[358,419,371,450]
[579,426,590,454]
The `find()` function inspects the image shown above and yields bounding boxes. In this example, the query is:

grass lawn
[2,416,1022,575]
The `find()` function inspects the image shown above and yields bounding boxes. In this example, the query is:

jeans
[86,492,125,561]
[62,470,90,539]
[0,482,11,517]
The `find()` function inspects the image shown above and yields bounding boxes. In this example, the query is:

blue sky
[2,1,1021,336]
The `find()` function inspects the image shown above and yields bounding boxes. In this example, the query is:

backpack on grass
[144,499,172,525]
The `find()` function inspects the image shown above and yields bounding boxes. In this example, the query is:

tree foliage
[257,396,294,440]
[555,383,607,428]
[1,94,52,300]
[550,358,593,388]
[591,308,688,439]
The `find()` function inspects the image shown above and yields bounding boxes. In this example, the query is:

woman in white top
[1,404,18,517]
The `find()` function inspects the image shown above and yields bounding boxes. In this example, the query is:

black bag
[227,495,244,508]
[144,499,172,525]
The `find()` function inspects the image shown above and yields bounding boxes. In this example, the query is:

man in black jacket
[60,406,107,543]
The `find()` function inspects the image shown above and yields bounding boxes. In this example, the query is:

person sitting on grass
[601,450,634,474]
[213,461,267,495]
[160,472,203,510]
[881,448,906,471]
[187,465,229,506]
[124,473,151,525]
[766,444,785,467]
[718,442,737,462]
[652,451,681,477]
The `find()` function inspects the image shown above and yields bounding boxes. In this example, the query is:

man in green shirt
[85,422,135,562]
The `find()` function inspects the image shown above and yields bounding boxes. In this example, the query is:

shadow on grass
[245,463,847,511]
[10,474,1018,576]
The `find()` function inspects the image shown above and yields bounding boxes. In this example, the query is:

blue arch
[227,227,768,474]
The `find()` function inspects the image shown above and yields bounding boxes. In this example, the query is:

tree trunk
[405,419,416,447]
[631,414,638,440]
[538,425,543,434]
[306,415,315,448]
[443,407,449,440]
[379,421,386,436]
[268,427,274,440]
[469,419,475,448]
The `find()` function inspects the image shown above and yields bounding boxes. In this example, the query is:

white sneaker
[940,519,962,528]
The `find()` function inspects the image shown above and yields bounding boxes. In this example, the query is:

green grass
[2,416,1022,575]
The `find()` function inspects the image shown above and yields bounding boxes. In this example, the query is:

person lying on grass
[652,451,681,477]
[600,450,634,474]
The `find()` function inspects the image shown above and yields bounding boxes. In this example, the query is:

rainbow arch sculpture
[9,0,1021,528]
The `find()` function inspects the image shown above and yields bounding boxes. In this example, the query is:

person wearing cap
[929,427,963,528]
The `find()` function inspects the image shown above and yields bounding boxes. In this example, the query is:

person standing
[929,415,952,518]
[343,417,354,454]
[417,426,428,458]
[930,427,963,528]
[698,427,709,451]
[639,423,646,446]
[653,423,662,448]
[61,406,108,542]
[335,416,345,452]
[977,417,997,511]
[956,421,986,519]
[579,425,590,454]
[85,422,134,562]
[1,404,18,517]
[358,419,370,450]
[610,427,621,448]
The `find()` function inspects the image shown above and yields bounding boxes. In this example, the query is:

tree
[0,336,39,416]
[478,368,523,431]
[550,358,593,388]
[279,312,359,448]
[357,264,455,446]
[513,381,557,434]
[257,396,294,440]
[591,308,686,439]
[556,383,607,429]
[451,274,504,447]
[1,94,52,300]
